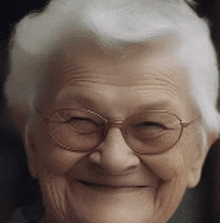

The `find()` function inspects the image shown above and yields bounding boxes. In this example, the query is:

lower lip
[78,180,148,193]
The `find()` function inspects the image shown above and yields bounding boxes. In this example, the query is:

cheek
[140,147,190,223]
[141,148,188,182]
[141,124,203,182]
[39,173,72,222]
[32,120,86,176]
[140,137,199,223]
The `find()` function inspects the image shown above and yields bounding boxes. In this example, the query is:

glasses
[37,108,199,155]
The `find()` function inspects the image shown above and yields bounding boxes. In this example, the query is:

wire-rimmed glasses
[37,108,199,155]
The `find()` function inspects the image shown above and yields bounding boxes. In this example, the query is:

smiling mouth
[78,180,147,188]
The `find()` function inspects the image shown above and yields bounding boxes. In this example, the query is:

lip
[78,180,149,192]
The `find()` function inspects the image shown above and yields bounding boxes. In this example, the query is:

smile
[78,180,148,191]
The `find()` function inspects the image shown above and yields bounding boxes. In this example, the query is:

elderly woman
[4,0,220,222]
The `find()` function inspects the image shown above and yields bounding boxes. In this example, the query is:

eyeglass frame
[36,108,201,155]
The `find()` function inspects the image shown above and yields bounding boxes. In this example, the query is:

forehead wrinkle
[56,82,182,113]
[155,66,187,84]
[55,64,92,87]
[49,51,190,112]
[142,66,189,96]
[54,46,188,87]
[55,66,187,89]
[133,86,183,112]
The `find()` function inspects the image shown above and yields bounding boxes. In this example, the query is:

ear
[187,124,220,188]
[10,103,29,138]
[10,104,39,179]
[23,133,39,179]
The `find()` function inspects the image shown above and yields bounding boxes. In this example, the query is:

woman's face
[24,41,212,223]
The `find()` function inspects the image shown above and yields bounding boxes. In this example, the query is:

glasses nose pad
[98,120,130,147]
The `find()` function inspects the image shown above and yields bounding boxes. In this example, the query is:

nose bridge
[105,120,129,149]
[89,127,140,174]
[104,126,127,148]
[108,118,124,131]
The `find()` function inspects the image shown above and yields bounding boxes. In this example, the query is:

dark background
[1,1,220,222]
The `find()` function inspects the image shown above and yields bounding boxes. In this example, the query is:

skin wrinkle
[57,84,186,115]
[50,61,187,108]
[34,74,198,222]
[43,176,66,221]
[44,50,192,120]
[153,175,178,223]
[12,33,219,223]
[54,84,187,123]
[155,128,192,222]
[69,152,157,181]
[42,178,58,221]
[51,181,62,219]
[57,60,186,87]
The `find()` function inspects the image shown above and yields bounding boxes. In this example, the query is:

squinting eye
[138,121,166,129]
[131,121,168,140]
[66,117,100,132]
[66,117,92,123]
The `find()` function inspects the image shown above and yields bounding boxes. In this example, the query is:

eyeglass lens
[46,109,182,154]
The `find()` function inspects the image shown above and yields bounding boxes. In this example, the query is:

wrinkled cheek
[146,155,190,222]
[39,174,70,222]
[153,174,188,223]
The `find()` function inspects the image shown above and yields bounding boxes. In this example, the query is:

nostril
[88,146,141,175]
[89,151,101,164]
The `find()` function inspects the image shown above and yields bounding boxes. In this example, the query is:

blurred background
[1,0,220,222]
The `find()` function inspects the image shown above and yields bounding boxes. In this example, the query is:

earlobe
[187,159,204,188]
[24,135,39,179]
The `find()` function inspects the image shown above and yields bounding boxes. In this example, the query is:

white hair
[4,0,220,131]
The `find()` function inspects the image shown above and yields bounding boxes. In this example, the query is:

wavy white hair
[4,0,219,131]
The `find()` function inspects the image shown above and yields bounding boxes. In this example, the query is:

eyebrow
[56,93,180,115]
[67,94,97,109]
[136,100,181,114]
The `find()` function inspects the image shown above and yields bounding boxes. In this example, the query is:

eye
[131,121,168,140]
[138,121,166,129]
[66,117,93,123]
[67,117,99,129]
[48,109,106,134]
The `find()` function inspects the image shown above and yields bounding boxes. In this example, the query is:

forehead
[49,38,186,85]
[36,39,197,118]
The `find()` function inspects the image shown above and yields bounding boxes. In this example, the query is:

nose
[89,127,141,175]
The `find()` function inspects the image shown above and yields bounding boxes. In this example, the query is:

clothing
[10,206,44,223]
